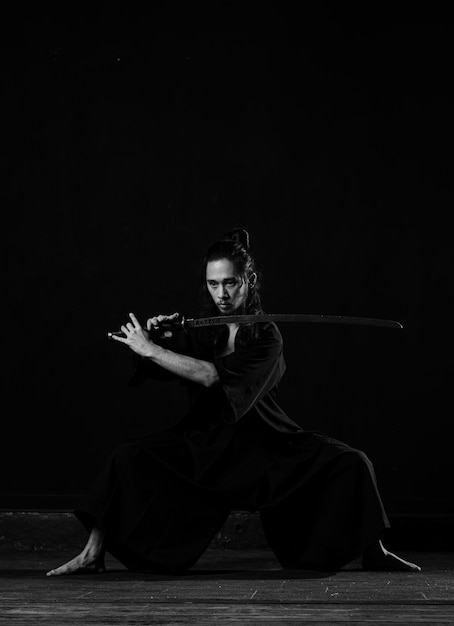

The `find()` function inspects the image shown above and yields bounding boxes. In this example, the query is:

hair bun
[222,228,250,250]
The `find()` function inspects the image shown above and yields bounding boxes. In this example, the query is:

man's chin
[217,305,233,315]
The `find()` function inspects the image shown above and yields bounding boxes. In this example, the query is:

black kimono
[76,322,390,573]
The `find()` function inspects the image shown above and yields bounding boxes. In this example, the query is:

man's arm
[111,312,219,388]
[144,343,219,387]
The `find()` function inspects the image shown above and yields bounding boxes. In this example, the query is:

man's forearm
[146,344,219,387]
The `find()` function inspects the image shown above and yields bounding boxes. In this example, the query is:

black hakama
[75,323,390,573]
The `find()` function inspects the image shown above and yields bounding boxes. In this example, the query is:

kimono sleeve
[213,324,285,423]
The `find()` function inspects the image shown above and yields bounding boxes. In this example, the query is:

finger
[157,312,179,322]
[148,316,160,331]
[110,334,128,344]
[146,317,156,330]
[126,322,135,332]
[129,312,141,329]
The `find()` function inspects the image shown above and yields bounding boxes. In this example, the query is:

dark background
[1,2,452,515]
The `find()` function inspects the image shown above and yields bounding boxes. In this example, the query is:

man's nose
[219,285,228,299]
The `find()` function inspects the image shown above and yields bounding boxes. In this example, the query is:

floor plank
[3,603,454,625]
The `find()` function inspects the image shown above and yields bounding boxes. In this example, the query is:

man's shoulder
[256,320,283,344]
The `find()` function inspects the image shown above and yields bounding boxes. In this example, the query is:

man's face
[206,258,248,315]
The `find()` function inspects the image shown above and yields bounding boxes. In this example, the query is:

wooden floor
[1,549,454,624]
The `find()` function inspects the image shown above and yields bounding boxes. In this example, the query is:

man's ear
[249,272,257,286]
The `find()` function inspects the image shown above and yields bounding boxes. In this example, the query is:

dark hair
[199,229,263,343]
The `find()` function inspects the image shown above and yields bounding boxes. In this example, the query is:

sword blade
[184,314,403,330]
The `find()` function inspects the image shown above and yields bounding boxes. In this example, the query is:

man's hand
[110,312,155,357]
[146,312,180,338]
[111,312,218,387]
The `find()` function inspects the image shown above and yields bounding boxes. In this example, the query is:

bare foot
[46,528,105,576]
[46,548,105,576]
[362,540,421,572]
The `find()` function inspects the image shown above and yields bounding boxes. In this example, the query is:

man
[47,229,420,575]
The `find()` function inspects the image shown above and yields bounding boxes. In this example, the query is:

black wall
[1,3,452,514]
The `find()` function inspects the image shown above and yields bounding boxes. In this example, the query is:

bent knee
[341,448,374,472]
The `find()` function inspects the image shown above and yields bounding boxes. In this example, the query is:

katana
[107,313,403,338]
